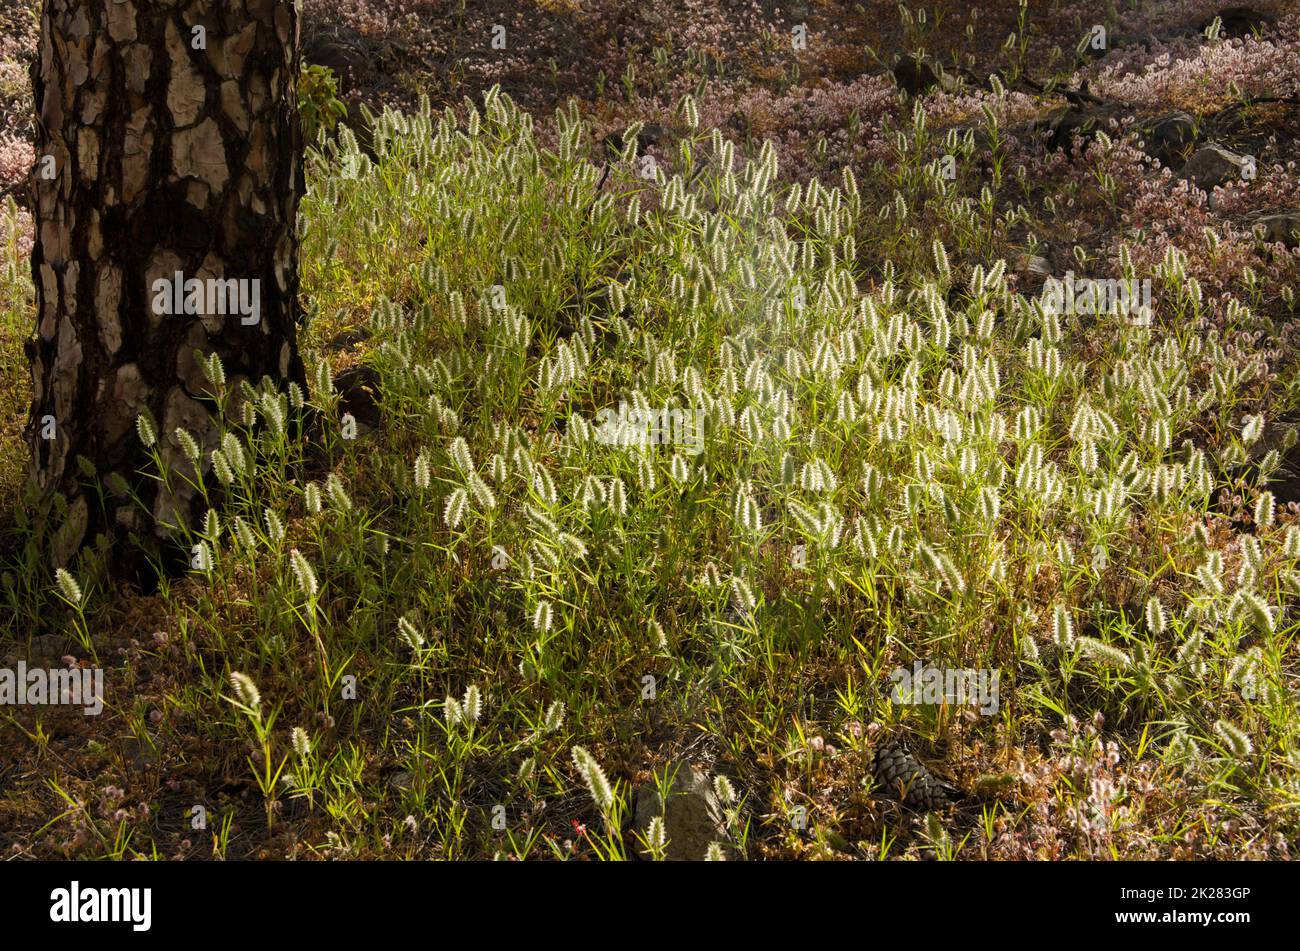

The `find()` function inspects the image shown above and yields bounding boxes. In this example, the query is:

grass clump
[2,82,1298,860]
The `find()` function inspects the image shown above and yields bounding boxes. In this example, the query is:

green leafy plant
[298,63,347,145]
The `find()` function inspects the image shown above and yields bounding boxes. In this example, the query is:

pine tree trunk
[26,0,305,581]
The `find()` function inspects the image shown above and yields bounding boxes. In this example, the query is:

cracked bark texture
[26,0,306,579]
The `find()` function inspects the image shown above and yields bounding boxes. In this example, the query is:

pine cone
[873,740,956,810]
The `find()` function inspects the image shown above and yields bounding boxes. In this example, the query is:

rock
[1040,103,1128,153]
[893,54,939,95]
[635,123,667,153]
[26,633,73,662]
[1016,253,1053,295]
[1199,7,1277,39]
[1180,144,1248,191]
[892,56,973,96]
[302,31,371,93]
[1254,212,1300,248]
[602,122,666,159]
[891,55,971,96]
[325,326,371,352]
[1270,449,1300,505]
[335,364,382,434]
[121,735,161,771]
[632,762,739,860]
[1143,111,1198,166]
[1018,253,1052,279]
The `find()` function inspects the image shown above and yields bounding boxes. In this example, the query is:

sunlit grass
[2,71,1298,857]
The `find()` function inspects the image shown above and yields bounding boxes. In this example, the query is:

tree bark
[26,0,305,581]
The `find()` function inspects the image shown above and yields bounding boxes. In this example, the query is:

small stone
[1016,254,1052,296]
[1199,7,1276,39]
[302,30,370,93]
[892,56,969,96]
[1041,103,1127,154]
[632,762,739,860]
[335,364,382,434]
[635,123,667,152]
[1254,212,1300,249]
[27,632,72,662]
[892,55,938,96]
[1180,144,1248,192]
[1143,111,1197,166]
[325,326,371,352]
[1019,253,1052,278]
[602,123,666,159]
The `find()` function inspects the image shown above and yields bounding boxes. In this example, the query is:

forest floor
[1,0,1299,859]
